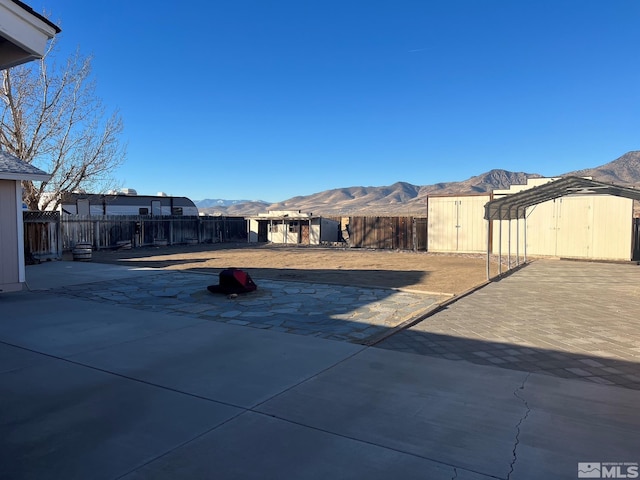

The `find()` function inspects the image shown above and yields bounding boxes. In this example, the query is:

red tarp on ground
[207,268,257,294]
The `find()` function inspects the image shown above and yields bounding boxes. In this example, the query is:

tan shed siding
[493,195,633,260]
[458,196,489,252]
[529,200,560,256]
[275,222,286,243]
[428,195,489,253]
[248,219,259,242]
[268,221,284,243]
[584,196,632,260]
[283,227,296,244]
[310,220,321,244]
[0,180,21,292]
[428,199,457,251]
[555,197,591,258]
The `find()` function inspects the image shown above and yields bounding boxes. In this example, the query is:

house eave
[0,171,51,182]
[0,0,60,70]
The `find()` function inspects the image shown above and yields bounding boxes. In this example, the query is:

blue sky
[29,0,640,202]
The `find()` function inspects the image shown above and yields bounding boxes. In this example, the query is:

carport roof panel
[484,176,640,220]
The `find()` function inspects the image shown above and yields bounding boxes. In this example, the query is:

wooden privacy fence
[23,211,62,260]
[347,216,428,251]
[58,215,247,250]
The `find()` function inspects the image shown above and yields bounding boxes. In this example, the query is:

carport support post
[498,217,502,276]
[523,212,527,263]
[486,219,491,280]
[516,211,520,266]
[508,219,511,270]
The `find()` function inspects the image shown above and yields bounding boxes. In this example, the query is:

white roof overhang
[0,0,60,70]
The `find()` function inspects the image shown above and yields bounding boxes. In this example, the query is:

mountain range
[195,198,269,209]
[196,151,640,216]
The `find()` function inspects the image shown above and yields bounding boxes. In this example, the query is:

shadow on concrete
[35,262,640,390]
[48,247,640,390]
[375,329,640,390]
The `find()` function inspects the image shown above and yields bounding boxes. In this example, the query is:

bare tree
[0,39,126,211]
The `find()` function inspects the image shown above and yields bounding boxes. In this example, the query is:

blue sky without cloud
[28,0,640,202]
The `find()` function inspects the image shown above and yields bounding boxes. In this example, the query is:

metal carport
[484,176,640,279]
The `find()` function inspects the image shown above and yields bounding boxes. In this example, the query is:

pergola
[483,176,640,279]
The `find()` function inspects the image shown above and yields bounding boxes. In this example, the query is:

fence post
[93,218,100,250]
[412,217,417,251]
[56,215,62,257]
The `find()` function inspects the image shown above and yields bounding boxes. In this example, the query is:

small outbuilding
[0,152,50,292]
[0,0,59,292]
[427,194,491,253]
[246,210,340,245]
[427,176,640,267]
[484,176,640,277]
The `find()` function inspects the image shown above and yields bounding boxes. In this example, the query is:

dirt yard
[85,243,501,295]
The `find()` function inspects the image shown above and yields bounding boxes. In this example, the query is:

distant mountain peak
[564,151,640,184]
[195,151,640,216]
[195,198,269,209]
[420,169,540,196]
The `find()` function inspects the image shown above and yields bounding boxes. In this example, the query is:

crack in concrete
[451,466,458,479]
[507,372,532,480]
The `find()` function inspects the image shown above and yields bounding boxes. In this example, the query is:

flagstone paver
[50,271,444,344]
[46,259,640,389]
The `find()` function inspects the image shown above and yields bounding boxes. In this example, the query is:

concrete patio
[0,259,638,479]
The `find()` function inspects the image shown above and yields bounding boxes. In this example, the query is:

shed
[427,194,491,253]
[0,152,50,291]
[491,178,635,261]
[484,176,640,277]
[0,0,59,292]
[246,210,340,245]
